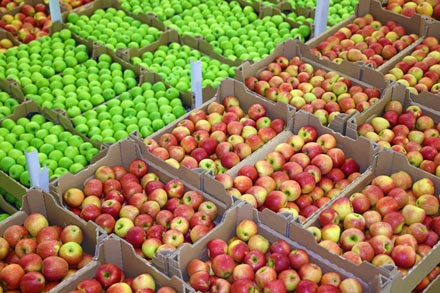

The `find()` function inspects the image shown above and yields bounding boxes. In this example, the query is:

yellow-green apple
[58,241,83,266]
[321,223,341,242]
[351,241,375,261]
[339,228,365,251]
[63,187,85,208]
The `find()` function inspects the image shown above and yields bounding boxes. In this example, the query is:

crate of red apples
[302,149,440,292]
[138,77,294,189]
[306,0,430,71]
[346,83,440,176]
[50,138,233,274]
[236,38,388,133]
[59,235,192,293]
[202,110,376,222]
[0,188,101,292]
[167,202,390,292]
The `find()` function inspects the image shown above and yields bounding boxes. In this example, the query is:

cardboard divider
[0,77,24,105]
[49,138,234,273]
[345,84,440,142]
[235,38,390,134]
[305,0,431,72]
[424,271,440,293]
[0,188,103,292]
[168,202,385,292]
[303,149,440,292]
[131,78,295,190]
[0,29,20,49]
[57,235,193,292]
[202,110,376,222]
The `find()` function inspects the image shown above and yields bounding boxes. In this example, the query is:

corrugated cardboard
[235,38,390,134]
[306,0,431,72]
[202,110,376,222]
[303,149,440,292]
[132,78,295,190]
[168,202,384,292]
[57,235,194,292]
[0,188,102,292]
[50,138,234,274]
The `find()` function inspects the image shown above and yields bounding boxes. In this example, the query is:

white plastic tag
[49,0,62,23]
[314,0,330,37]
[191,60,203,108]
[25,150,49,192]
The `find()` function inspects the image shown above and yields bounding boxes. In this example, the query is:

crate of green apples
[0,100,102,188]
[65,0,164,51]
[128,29,238,96]
[161,0,310,63]
[0,172,24,214]
[70,70,194,144]
[306,0,430,70]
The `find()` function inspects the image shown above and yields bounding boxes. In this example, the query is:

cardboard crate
[0,100,103,190]
[0,29,20,50]
[303,149,440,292]
[61,0,165,53]
[168,202,388,292]
[345,84,440,143]
[0,0,67,21]
[202,110,376,222]
[305,0,431,72]
[424,269,440,293]
[235,38,390,134]
[0,188,103,292]
[58,235,194,292]
[119,29,239,100]
[49,138,234,274]
[133,77,295,190]
[375,20,440,80]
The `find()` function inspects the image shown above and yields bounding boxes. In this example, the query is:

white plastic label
[49,0,62,23]
[191,60,203,108]
[25,150,49,192]
[314,0,330,37]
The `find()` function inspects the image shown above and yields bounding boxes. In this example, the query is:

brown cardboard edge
[55,235,190,292]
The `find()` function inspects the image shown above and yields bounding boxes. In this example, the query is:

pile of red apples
[0,3,51,43]
[186,219,363,292]
[357,101,440,175]
[215,125,361,219]
[311,14,419,68]
[385,0,440,21]
[67,263,177,293]
[62,159,219,259]
[143,97,285,174]
[306,170,440,290]
[0,213,93,292]
[244,55,381,125]
[384,36,440,95]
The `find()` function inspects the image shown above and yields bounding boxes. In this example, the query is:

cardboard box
[377,21,440,74]
[117,29,239,103]
[424,269,440,293]
[57,235,194,292]
[235,38,390,134]
[61,0,165,52]
[0,169,26,214]
[0,100,103,193]
[168,202,387,292]
[132,77,295,190]
[303,149,440,292]
[306,0,430,72]
[50,138,234,274]
[202,110,376,222]
[0,188,102,292]
[345,84,440,142]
